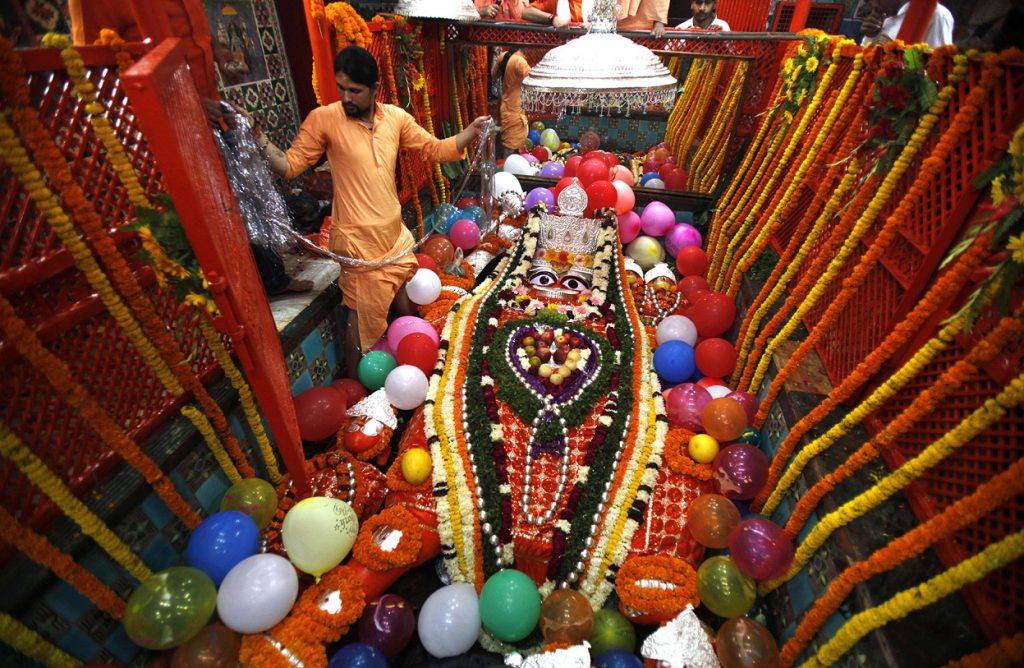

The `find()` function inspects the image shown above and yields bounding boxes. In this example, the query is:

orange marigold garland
[95,28,134,72]
[325,2,371,50]
[663,428,714,480]
[351,505,423,571]
[616,554,700,616]
[941,633,1024,668]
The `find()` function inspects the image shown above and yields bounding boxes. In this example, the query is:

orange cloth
[527,0,584,22]
[284,103,463,351]
[475,0,529,19]
[499,51,531,151]
[618,0,669,29]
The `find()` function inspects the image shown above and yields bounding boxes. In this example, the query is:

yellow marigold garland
[95,29,134,72]
[0,614,81,668]
[0,422,152,582]
[181,405,242,483]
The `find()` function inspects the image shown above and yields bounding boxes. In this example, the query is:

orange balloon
[701,397,748,442]
[687,493,740,548]
[539,589,594,644]
[422,235,455,268]
[715,617,779,668]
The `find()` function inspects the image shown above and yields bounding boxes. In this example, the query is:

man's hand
[469,116,492,138]
[553,15,569,28]
[478,3,500,18]
[861,12,884,38]
[652,21,666,38]
[456,116,493,152]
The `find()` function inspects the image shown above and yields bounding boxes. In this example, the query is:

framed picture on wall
[205,0,270,88]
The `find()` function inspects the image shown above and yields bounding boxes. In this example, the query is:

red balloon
[553,177,575,198]
[455,197,479,209]
[532,146,550,163]
[577,158,610,187]
[585,180,618,211]
[689,292,737,337]
[695,338,738,378]
[600,152,620,168]
[331,377,368,407]
[396,332,439,376]
[659,163,677,179]
[643,155,663,172]
[294,386,347,441]
[663,169,688,191]
[678,275,709,299]
[415,253,438,274]
[676,246,709,277]
[697,376,727,390]
[564,155,583,178]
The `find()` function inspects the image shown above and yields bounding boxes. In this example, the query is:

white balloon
[384,365,429,410]
[418,583,481,658]
[656,315,698,347]
[406,268,442,305]
[503,153,533,175]
[217,554,298,634]
[706,384,732,399]
[492,171,524,198]
[646,178,666,189]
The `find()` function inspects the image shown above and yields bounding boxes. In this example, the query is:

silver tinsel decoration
[640,605,721,668]
[393,0,480,21]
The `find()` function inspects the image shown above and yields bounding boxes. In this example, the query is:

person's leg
[390,284,419,318]
[345,309,362,380]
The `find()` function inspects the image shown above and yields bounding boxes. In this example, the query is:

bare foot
[285,278,315,292]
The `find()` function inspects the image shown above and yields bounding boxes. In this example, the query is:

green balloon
[125,567,217,650]
[357,350,397,391]
[697,556,756,619]
[479,569,541,642]
[589,608,636,656]
[540,128,561,152]
[220,478,278,530]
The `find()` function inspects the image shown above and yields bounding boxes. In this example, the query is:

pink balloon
[387,316,439,352]
[640,201,675,237]
[666,383,712,431]
[369,337,394,356]
[618,211,642,244]
[729,518,793,581]
[449,219,480,250]
[726,391,758,425]
[523,153,539,164]
[611,180,636,216]
[712,444,769,500]
[610,165,635,187]
[664,224,703,258]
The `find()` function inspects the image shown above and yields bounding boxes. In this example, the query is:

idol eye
[562,276,590,291]
[529,270,557,286]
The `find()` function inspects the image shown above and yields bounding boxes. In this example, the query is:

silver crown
[556,179,588,217]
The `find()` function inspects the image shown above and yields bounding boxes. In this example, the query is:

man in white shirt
[676,0,731,30]
[861,0,954,49]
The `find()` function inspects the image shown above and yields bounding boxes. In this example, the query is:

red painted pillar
[895,0,938,44]
[304,0,340,105]
[788,0,812,32]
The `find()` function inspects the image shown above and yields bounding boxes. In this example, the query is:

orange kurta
[500,51,531,151]
[284,103,462,351]
[475,0,529,19]
[526,0,585,22]
[618,0,669,30]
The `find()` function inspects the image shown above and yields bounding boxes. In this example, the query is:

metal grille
[770,2,846,33]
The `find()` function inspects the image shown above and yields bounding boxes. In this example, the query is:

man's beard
[343,102,369,117]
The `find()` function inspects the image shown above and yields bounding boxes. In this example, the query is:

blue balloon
[428,203,457,235]
[690,369,705,383]
[461,205,485,224]
[443,209,465,235]
[528,129,542,146]
[594,649,643,668]
[328,643,387,668]
[185,511,259,586]
[653,340,695,384]
[639,172,662,186]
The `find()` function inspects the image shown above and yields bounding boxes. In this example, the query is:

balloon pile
[638,142,689,191]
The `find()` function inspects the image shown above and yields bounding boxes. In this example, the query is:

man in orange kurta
[475,0,528,19]
[491,48,531,154]
[618,0,670,36]
[255,47,488,373]
[522,0,584,26]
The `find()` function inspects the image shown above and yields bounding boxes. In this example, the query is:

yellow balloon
[401,448,433,485]
[697,556,756,619]
[688,434,720,464]
[281,496,358,578]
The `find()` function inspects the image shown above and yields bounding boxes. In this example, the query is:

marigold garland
[616,554,700,616]
[181,405,242,482]
[663,428,713,480]
[0,613,81,668]
[0,422,152,582]
[351,505,423,571]
[95,29,134,72]
[692,61,749,192]
[324,2,371,51]
[942,633,1024,668]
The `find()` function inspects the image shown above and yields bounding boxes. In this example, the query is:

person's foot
[285,278,315,292]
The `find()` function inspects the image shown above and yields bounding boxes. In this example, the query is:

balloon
[716,617,780,668]
[479,569,541,642]
[676,246,709,277]
[701,397,748,442]
[442,209,464,235]
[528,129,542,146]
[639,171,662,185]
[643,155,663,172]
[219,479,278,530]
[504,153,534,175]
[727,391,759,425]
[688,433,720,464]
[427,203,457,234]
[418,583,481,658]
[400,447,432,484]
[625,236,665,270]
[216,554,298,633]
[697,376,726,390]
[539,589,594,644]
[712,444,769,500]
[665,382,712,431]
[492,171,524,199]
[293,386,347,442]
[331,377,368,407]
[357,350,397,392]
[328,643,387,668]
[525,187,556,210]
[645,178,665,189]
[656,315,698,347]
[539,161,564,178]
[586,180,618,211]
[687,494,741,548]
[679,275,710,299]
[281,496,358,577]
[384,364,429,410]
[406,267,442,305]
[707,384,733,399]
[689,292,737,337]
[532,146,551,163]
[697,556,756,618]
[461,206,485,224]
[611,180,635,215]
[450,219,480,250]
[387,315,439,353]
[593,649,643,668]
[564,155,583,177]
[125,567,217,650]
[541,128,561,151]
[663,168,688,190]
[553,176,575,198]
[357,594,416,658]
[695,338,738,378]
[395,332,438,376]
[579,130,601,153]
[664,224,703,258]
[610,164,635,186]
[415,253,438,274]
[589,608,636,657]
[456,196,479,209]
[186,511,260,586]
[653,340,696,384]
[618,211,642,244]
[577,158,610,186]
[599,151,621,168]
[170,623,240,668]
[640,201,675,237]
[729,518,794,581]
[422,234,455,268]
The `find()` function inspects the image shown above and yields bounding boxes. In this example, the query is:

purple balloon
[358,594,416,658]
[726,391,758,425]
[666,383,712,432]
[728,518,794,581]
[539,162,565,178]
[524,187,556,210]
[664,224,703,258]
[712,444,769,500]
